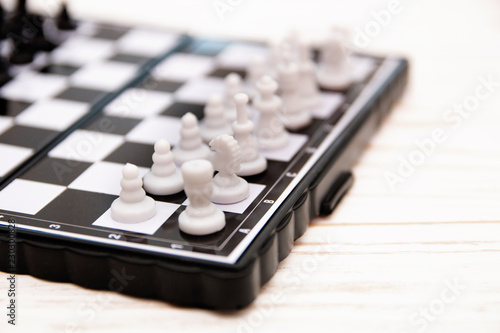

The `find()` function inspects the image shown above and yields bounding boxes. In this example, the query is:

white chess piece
[317,28,353,90]
[268,39,282,78]
[224,72,244,122]
[278,52,312,130]
[200,94,232,143]
[253,75,289,150]
[298,39,322,109]
[209,134,249,204]
[178,159,226,236]
[111,163,156,223]
[284,29,300,61]
[246,55,268,98]
[232,93,267,176]
[173,112,211,166]
[143,139,183,195]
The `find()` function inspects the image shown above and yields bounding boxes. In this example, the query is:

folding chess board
[0,21,408,309]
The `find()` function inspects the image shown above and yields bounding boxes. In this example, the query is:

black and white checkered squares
[0,24,184,181]
[0,71,68,102]
[0,179,66,215]
[16,99,88,131]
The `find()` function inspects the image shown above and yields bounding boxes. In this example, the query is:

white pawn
[111,163,156,223]
[278,52,312,130]
[283,29,300,61]
[298,40,322,109]
[143,139,183,195]
[317,28,353,90]
[246,55,268,98]
[209,134,249,204]
[253,75,289,150]
[200,94,232,143]
[232,93,267,176]
[268,39,283,78]
[178,159,225,236]
[173,112,211,166]
[224,72,244,122]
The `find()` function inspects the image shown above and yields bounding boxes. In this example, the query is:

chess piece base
[179,208,225,236]
[237,155,267,176]
[110,197,156,224]
[211,177,250,204]
[143,171,184,195]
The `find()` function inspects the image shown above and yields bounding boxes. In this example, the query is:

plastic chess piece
[6,0,36,65]
[56,2,76,31]
[0,57,11,87]
[298,39,322,109]
[200,94,232,143]
[253,75,289,150]
[111,163,156,223]
[268,39,283,77]
[317,28,353,90]
[232,93,267,176]
[0,4,6,40]
[209,134,250,204]
[246,55,268,97]
[224,72,243,122]
[143,139,184,195]
[278,52,312,130]
[5,0,29,36]
[173,112,211,166]
[8,41,35,65]
[283,29,300,61]
[15,0,27,15]
[178,159,226,236]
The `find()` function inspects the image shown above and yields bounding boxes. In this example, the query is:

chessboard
[0,2,408,310]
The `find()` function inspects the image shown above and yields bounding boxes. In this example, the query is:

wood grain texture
[2,0,500,332]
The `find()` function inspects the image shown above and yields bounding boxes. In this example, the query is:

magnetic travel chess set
[0,1,408,309]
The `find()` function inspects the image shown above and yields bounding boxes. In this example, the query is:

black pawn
[7,0,28,34]
[57,3,76,31]
[0,57,11,87]
[0,4,6,40]
[16,0,28,16]
[8,41,35,65]
[5,0,33,64]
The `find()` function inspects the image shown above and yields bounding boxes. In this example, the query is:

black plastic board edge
[0,58,408,309]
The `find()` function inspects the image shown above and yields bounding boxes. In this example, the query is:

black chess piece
[8,40,35,65]
[0,4,6,40]
[6,0,29,33]
[6,0,58,64]
[57,2,76,31]
[4,0,33,64]
[0,57,12,87]
[16,0,28,16]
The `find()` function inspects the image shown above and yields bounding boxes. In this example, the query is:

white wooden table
[2,0,500,332]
